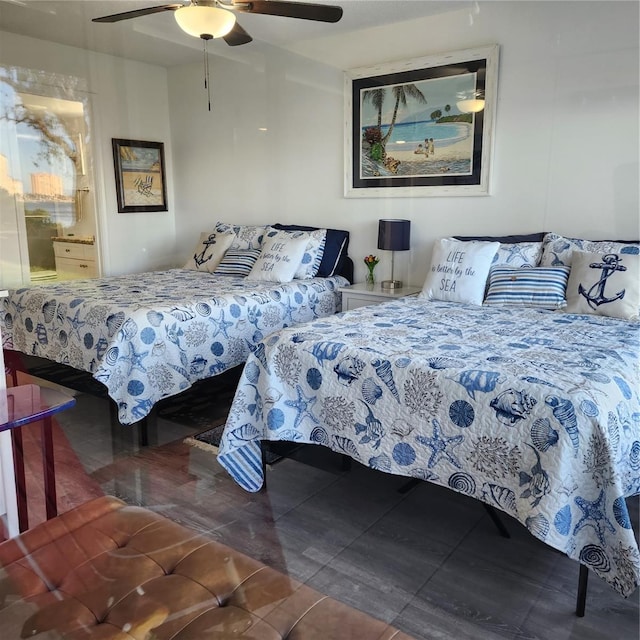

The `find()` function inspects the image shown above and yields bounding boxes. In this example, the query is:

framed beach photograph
[344,45,499,198]
[112,138,167,212]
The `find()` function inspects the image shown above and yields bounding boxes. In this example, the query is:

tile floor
[16,378,640,640]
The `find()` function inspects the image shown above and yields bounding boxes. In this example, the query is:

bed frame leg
[576,563,588,617]
[137,407,157,447]
[482,503,511,539]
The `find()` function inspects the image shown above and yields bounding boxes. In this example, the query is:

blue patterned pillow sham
[484,265,570,309]
[214,222,267,250]
[540,232,640,267]
[214,249,261,277]
[451,235,543,268]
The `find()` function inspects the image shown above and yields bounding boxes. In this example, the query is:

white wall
[169,1,639,285]
[0,31,175,282]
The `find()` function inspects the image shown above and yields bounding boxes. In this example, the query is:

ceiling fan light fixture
[175,5,236,39]
[457,98,485,113]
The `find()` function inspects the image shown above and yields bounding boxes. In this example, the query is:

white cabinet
[339,282,422,311]
[53,240,97,279]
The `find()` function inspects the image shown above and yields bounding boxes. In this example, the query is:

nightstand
[339,282,422,311]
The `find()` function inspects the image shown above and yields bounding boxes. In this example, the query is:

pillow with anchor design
[184,231,235,272]
[564,250,640,320]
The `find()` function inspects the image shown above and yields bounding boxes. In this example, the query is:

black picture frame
[344,45,499,198]
[112,138,167,212]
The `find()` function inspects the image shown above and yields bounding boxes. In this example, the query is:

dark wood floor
[17,374,640,640]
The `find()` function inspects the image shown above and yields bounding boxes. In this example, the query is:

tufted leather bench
[0,496,415,639]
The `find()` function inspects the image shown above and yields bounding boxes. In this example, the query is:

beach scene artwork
[113,139,167,211]
[359,73,479,180]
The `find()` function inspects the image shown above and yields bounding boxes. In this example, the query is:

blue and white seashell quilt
[0,269,347,424]
[218,297,640,597]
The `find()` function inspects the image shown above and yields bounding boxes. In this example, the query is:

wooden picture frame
[112,138,167,212]
[344,45,499,198]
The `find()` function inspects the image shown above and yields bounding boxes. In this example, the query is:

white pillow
[420,238,500,305]
[564,251,639,321]
[184,231,234,272]
[263,227,327,279]
[246,231,309,283]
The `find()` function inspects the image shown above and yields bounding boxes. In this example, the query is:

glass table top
[0,384,76,432]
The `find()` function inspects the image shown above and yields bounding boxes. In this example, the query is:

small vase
[366,270,375,287]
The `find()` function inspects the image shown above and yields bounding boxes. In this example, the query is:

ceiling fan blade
[235,1,343,23]
[224,22,253,46]
[92,4,182,23]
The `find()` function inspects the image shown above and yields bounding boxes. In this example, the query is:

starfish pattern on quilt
[415,419,464,469]
[573,489,617,545]
[284,384,320,430]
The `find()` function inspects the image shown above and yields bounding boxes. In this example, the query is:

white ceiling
[0,1,472,66]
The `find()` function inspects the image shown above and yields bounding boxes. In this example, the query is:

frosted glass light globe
[175,5,236,39]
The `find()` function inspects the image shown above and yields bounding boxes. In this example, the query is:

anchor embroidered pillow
[564,251,640,320]
[184,231,235,272]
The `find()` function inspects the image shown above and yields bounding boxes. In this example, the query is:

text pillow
[420,238,499,305]
[246,232,308,283]
[184,231,234,272]
[564,251,639,321]
[273,224,350,277]
[485,266,570,309]
[263,226,326,279]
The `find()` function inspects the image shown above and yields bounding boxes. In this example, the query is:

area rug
[156,367,243,431]
[184,423,301,466]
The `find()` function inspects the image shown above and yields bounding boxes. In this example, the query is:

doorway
[0,66,99,288]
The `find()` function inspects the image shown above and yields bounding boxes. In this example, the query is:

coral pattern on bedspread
[218,298,640,597]
[1,269,347,424]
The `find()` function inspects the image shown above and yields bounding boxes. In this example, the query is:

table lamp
[377,219,411,290]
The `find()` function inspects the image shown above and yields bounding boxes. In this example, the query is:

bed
[1,223,352,425]
[217,232,640,598]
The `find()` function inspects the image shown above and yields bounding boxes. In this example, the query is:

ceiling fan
[92,1,344,47]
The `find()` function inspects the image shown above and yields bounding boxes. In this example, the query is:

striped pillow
[484,266,570,309]
[214,249,261,277]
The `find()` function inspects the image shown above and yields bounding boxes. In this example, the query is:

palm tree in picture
[381,84,427,147]
[363,87,386,131]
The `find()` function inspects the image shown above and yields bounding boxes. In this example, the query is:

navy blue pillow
[453,232,547,243]
[272,224,350,277]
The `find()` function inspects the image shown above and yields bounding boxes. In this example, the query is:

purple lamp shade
[377,219,411,251]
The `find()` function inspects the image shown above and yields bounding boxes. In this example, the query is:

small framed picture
[112,138,167,212]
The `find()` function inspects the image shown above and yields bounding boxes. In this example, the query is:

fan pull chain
[202,35,212,111]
